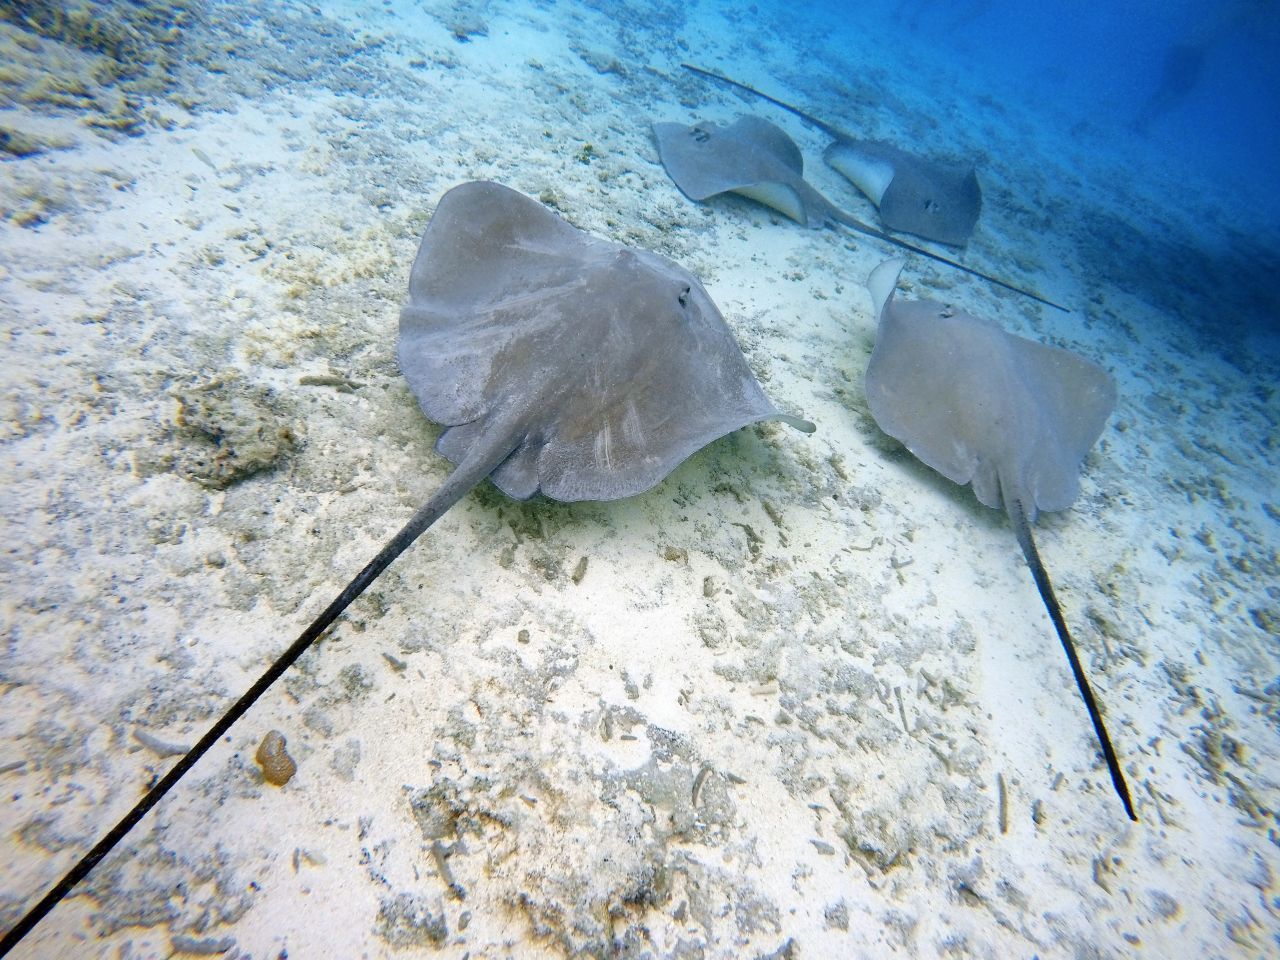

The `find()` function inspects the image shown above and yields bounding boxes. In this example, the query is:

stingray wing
[398,181,609,427]
[532,249,812,501]
[734,115,806,175]
[654,120,739,201]
[1009,337,1115,513]
[878,154,981,246]
[825,140,897,206]
[865,296,1012,510]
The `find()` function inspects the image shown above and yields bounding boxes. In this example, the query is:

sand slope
[1,1,1277,957]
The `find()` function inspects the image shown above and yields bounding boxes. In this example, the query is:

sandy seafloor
[1,1,1278,957]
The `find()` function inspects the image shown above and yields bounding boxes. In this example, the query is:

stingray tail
[681,63,1069,313]
[0,430,521,954]
[1009,498,1137,821]
[835,214,1069,312]
[681,63,850,140]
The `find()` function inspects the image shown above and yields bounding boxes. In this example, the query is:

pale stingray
[864,258,1135,821]
[0,181,815,950]
[684,63,983,246]
[653,116,1062,311]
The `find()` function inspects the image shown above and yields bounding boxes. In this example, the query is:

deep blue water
[807,0,1280,227]
[708,0,1280,346]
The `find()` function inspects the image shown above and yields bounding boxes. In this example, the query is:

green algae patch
[0,0,205,139]
[171,374,299,489]
[0,0,365,150]
[0,0,200,67]
[375,893,448,948]
[0,126,46,157]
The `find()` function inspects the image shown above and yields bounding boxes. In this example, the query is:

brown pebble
[256,730,297,786]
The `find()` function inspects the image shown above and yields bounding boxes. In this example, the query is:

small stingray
[825,140,981,247]
[653,116,1063,312]
[653,114,852,229]
[683,63,983,246]
[0,181,815,951]
[864,259,1135,821]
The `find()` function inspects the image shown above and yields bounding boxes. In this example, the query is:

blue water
[810,0,1280,225]
[694,0,1280,342]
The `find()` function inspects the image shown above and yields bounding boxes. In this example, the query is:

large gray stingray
[1,181,815,951]
[864,258,1135,821]
[653,116,1062,312]
[683,64,984,246]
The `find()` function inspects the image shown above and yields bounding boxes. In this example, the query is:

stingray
[653,114,852,229]
[825,140,981,247]
[0,181,815,951]
[682,64,984,246]
[863,258,1135,821]
[652,116,1064,312]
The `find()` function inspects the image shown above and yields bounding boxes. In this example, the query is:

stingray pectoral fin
[867,258,907,318]
[1009,498,1137,822]
[732,182,809,226]
[0,422,524,952]
[825,142,895,206]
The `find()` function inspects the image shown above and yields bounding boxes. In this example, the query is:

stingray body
[653,116,1062,312]
[864,259,1135,821]
[652,115,851,228]
[0,181,814,952]
[683,63,983,246]
[400,179,812,502]
[825,140,981,246]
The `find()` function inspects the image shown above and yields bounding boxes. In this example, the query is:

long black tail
[681,63,1069,313]
[682,62,851,140]
[0,442,508,955]
[1010,499,1137,821]
[830,210,1067,311]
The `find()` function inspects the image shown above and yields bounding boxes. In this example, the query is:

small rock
[256,730,297,786]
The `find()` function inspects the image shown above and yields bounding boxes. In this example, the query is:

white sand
[2,1,1277,957]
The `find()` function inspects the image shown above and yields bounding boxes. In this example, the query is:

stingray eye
[691,127,710,144]
[677,285,691,308]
